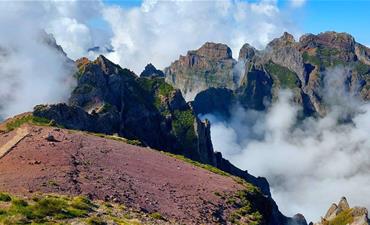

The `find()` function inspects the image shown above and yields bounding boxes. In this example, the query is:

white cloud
[47,17,93,59]
[102,0,299,73]
[202,67,370,222]
[0,1,81,119]
[290,0,306,8]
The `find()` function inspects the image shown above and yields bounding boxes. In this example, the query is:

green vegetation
[323,209,354,225]
[302,47,345,69]
[172,110,197,151]
[89,132,142,146]
[0,195,93,224]
[0,193,11,202]
[149,212,164,220]
[137,77,175,115]
[86,216,108,225]
[228,189,263,225]
[163,152,230,177]
[0,193,167,225]
[4,114,52,132]
[265,62,299,89]
[355,62,370,76]
[303,51,321,67]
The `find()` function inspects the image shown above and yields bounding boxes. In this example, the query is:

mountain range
[0,31,369,225]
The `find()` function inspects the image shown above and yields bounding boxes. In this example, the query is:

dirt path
[0,127,29,159]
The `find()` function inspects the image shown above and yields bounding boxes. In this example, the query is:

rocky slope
[167,32,370,117]
[312,197,369,225]
[0,123,304,225]
[32,55,270,197]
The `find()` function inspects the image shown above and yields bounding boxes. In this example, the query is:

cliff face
[33,55,272,198]
[174,32,370,117]
[165,42,237,100]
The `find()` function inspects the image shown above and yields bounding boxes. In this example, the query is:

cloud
[0,2,78,119]
[102,0,299,73]
[290,0,306,8]
[47,17,93,59]
[201,67,370,222]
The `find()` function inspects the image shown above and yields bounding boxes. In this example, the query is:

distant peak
[196,42,233,60]
[268,31,296,48]
[140,63,164,78]
[94,55,121,75]
[239,43,257,60]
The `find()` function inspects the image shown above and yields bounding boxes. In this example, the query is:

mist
[0,2,76,120]
[201,66,370,222]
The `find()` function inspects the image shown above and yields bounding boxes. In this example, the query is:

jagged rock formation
[313,197,369,225]
[172,32,370,117]
[165,42,237,100]
[33,55,272,197]
[140,63,165,77]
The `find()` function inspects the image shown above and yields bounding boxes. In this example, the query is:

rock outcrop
[313,197,369,225]
[140,63,165,78]
[185,32,370,118]
[165,42,237,100]
[33,55,271,198]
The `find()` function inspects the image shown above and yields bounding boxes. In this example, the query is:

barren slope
[0,125,264,224]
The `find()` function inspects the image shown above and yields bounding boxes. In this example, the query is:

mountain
[32,55,271,196]
[165,42,238,100]
[166,32,370,118]
[312,197,369,225]
[0,119,306,225]
[1,30,370,225]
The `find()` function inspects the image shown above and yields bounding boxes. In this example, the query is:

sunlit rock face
[173,32,370,118]
[313,197,369,225]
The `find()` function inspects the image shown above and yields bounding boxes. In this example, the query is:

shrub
[86,216,107,225]
[149,212,164,220]
[0,193,11,202]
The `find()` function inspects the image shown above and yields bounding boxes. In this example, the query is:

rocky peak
[140,63,165,77]
[93,55,120,75]
[165,42,236,100]
[39,31,67,57]
[338,196,350,211]
[299,31,355,51]
[195,42,233,60]
[267,32,296,49]
[238,43,257,61]
[313,197,369,225]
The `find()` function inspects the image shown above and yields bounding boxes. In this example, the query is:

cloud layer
[102,0,298,73]
[0,1,82,119]
[202,67,370,222]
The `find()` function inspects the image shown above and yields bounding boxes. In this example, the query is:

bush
[0,193,11,202]
[149,212,164,220]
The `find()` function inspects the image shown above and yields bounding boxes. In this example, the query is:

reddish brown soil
[0,125,244,224]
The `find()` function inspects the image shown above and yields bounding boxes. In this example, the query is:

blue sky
[103,0,370,46]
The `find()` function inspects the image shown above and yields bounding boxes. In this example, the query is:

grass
[0,195,94,224]
[302,47,345,69]
[323,208,354,225]
[0,193,167,225]
[89,132,142,146]
[265,62,299,89]
[149,212,164,220]
[172,110,197,150]
[0,193,11,202]
[227,189,263,225]
[163,151,230,177]
[4,114,53,132]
